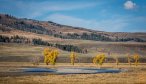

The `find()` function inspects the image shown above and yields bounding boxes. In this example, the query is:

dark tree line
[0,35,30,43]
[0,14,145,42]
[54,33,145,42]
[117,38,145,42]
[32,38,82,53]
[54,32,112,41]
[0,14,54,35]
[80,33,111,41]
[55,43,82,53]
[0,35,83,53]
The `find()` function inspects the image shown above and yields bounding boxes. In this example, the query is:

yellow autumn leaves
[70,52,76,65]
[128,53,140,66]
[92,53,140,67]
[93,53,106,67]
[43,48,59,65]
[43,48,78,65]
[43,48,140,66]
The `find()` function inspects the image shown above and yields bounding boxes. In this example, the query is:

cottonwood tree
[127,53,140,66]
[133,53,140,66]
[43,48,59,65]
[70,52,77,65]
[93,53,106,68]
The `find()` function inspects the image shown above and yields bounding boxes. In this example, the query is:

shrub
[133,53,140,66]
[93,53,106,68]
[70,52,77,65]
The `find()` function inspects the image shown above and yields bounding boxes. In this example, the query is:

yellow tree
[50,50,59,65]
[93,53,106,68]
[133,53,140,66]
[43,48,51,65]
[43,48,59,65]
[47,50,54,65]
[70,52,76,65]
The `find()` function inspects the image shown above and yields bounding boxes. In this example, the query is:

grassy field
[0,43,146,63]
[0,62,146,84]
[0,42,146,84]
[1,42,146,57]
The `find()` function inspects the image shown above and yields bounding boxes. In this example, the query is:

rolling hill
[0,14,146,42]
[0,14,146,62]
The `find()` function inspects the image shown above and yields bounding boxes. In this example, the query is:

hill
[0,14,146,62]
[0,14,146,42]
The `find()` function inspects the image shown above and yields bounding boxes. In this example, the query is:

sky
[0,0,146,32]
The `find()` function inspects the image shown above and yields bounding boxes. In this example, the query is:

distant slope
[0,24,62,42]
[0,14,146,42]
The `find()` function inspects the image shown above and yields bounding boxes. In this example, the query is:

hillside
[0,14,146,62]
[0,14,146,42]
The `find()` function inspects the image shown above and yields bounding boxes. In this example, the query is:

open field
[1,42,146,57]
[0,62,146,84]
[0,43,146,63]
[0,42,146,84]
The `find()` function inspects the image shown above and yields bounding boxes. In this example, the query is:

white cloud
[124,0,136,10]
[45,14,129,32]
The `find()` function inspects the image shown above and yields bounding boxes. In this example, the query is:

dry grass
[0,62,146,84]
[1,42,146,57]
[0,43,73,57]
[0,42,146,83]
[0,29,63,42]
[0,43,44,57]
[0,43,146,63]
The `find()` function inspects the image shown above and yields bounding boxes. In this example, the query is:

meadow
[0,42,146,84]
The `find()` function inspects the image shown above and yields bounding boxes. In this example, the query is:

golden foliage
[43,48,59,65]
[70,52,76,65]
[93,53,106,67]
[133,53,140,66]
[127,53,140,66]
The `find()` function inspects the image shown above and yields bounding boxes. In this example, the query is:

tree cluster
[117,38,145,42]
[32,38,82,53]
[43,48,59,65]
[54,32,112,41]
[0,35,83,53]
[0,14,145,42]
[0,35,30,43]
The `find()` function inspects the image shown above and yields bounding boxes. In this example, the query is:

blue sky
[0,0,146,32]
